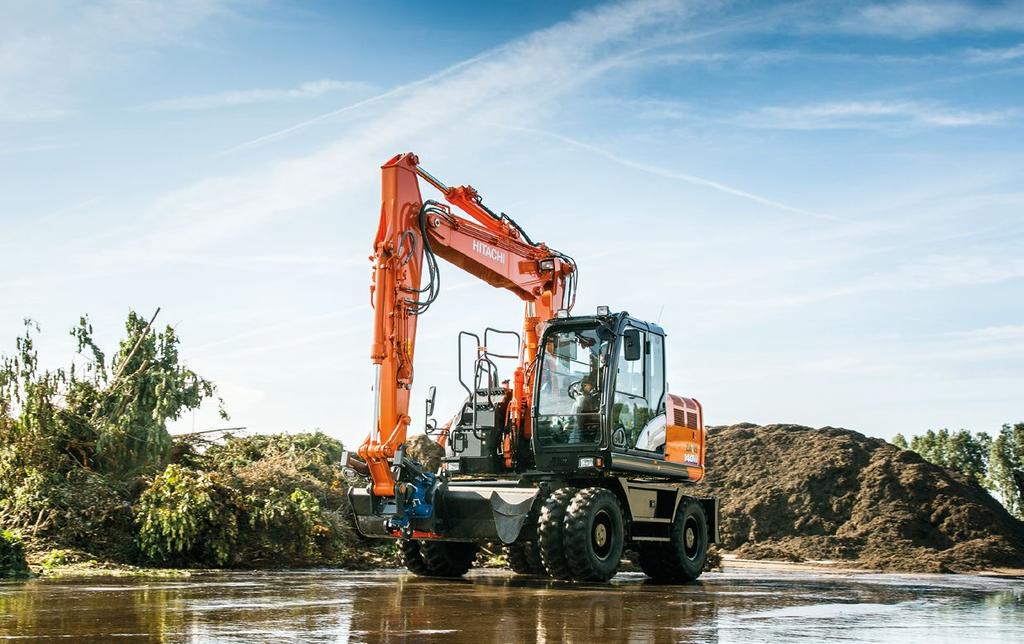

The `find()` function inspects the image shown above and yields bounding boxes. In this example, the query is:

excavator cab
[531,309,706,482]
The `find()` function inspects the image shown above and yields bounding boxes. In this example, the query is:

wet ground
[1,567,1022,643]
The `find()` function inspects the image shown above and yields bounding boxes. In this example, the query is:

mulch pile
[405,433,445,473]
[701,423,1024,572]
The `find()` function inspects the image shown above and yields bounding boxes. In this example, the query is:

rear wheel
[402,539,479,578]
[538,487,578,579]
[637,498,708,583]
[564,487,625,582]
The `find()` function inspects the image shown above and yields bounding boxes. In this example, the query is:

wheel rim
[591,510,614,560]
[683,516,701,560]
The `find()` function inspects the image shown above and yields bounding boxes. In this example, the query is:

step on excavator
[345,153,718,582]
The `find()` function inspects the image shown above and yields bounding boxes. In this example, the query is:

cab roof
[547,310,665,337]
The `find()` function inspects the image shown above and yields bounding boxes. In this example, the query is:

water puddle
[1,568,1021,642]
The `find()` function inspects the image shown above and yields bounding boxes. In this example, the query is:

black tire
[637,498,708,583]
[507,541,532,574]
[635,544,663,578]
[507,541,546,575]
[403,539,479,578]
[538,487,578,579]
[524,540,545,573]
[401,539,430,575]
[564,487,625,582]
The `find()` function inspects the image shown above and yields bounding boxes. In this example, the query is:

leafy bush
[135,464,239,566]
[203,431,345,474]
[1,314,368,571]
[39,549,78,571]
[0,465,134,558]
[0,530,30,578]
[0,313,224,558]
[135,433,356,568]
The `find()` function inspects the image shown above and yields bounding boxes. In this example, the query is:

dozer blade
[349,481,539,543]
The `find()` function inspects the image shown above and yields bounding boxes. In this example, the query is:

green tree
[89,311,227,475]
[0,311,225,548]
[946,429,990,485]
[904,428,989,485]
[989,423,1024,519]
[896,424,1024,519]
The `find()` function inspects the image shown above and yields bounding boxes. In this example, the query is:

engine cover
[664,394,705,481]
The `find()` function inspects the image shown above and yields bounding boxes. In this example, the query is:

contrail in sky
[221,49,503,155]
[503,124,843,222]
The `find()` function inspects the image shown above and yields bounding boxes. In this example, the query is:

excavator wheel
[401,539,479,578]
[507,541,546,575]
[636,498,708,583]
[524,540,545,573]
[564,487,625,582]
[400,539,431,576]
[537,486,578,579]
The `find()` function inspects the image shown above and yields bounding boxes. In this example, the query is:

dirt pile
[702,423,1024,572]
[405,434,445,473]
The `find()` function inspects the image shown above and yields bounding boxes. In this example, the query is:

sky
[1,0,1022,447]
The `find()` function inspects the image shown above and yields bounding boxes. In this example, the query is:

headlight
[578,457,596,468]
[446,461,460,472]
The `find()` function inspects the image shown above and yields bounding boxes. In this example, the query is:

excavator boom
[359,152,575,500]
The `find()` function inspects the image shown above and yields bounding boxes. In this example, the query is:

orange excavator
[345,153,717,582]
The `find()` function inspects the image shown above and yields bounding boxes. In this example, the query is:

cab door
[609,326,667,454]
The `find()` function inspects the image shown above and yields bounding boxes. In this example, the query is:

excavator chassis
[349,474,718,550]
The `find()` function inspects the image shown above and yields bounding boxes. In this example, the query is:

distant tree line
[892,425,1024,519]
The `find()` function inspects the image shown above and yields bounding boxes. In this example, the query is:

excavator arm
[358,152,576,501]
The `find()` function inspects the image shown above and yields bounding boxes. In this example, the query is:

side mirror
[425,385,436,418]
[623,329,642,361]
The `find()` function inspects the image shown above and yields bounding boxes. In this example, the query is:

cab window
[534,326,611,447]
[612,328,666,451]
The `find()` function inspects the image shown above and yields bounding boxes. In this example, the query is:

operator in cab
[536,327,610,446]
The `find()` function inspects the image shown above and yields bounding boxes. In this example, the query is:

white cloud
[0,0,230,120]
[939,325,1024,342]
[964,42,1024,62]
[0,106,71,122]
[837,1,1024,38]
[736,100,1016,131]
[737,253,1024,311]
[853,254,1024,291]
[0,141,64,155]
[220,47,511,154]
[117,0,699,255]
[130,252,367,271]
[501,124,839,221]
[143,80,372,111]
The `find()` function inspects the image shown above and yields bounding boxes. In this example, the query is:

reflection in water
[0,568,1021,642]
